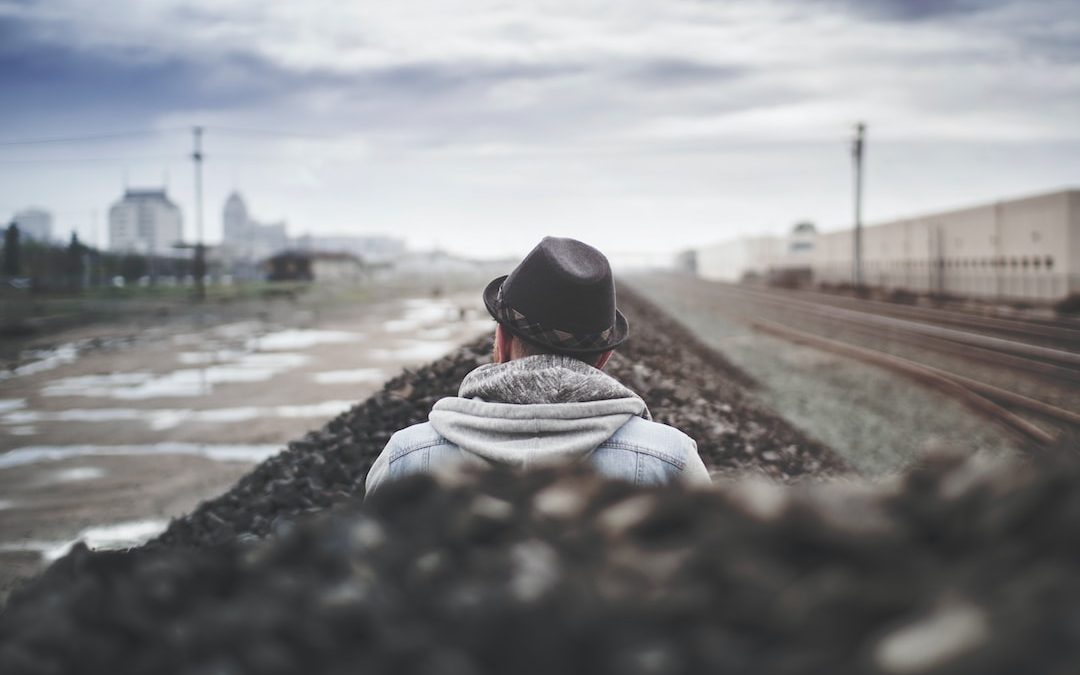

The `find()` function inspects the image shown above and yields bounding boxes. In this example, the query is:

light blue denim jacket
[365,355,710,496]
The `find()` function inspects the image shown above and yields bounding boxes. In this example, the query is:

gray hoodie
[365,355,710,495]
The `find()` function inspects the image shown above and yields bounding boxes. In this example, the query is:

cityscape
[4,187,409,288]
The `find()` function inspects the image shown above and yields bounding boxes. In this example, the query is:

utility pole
[191,126,206,300]
[852,122,865,288]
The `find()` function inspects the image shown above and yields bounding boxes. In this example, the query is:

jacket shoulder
[603,417,697,469]
[366,422,460,497]
[385,421,452,459]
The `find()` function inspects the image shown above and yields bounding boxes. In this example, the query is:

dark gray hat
[483,237,629,353]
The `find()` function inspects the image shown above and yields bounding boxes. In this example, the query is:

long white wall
[696,189,1079,302]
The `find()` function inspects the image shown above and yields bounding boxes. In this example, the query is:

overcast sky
[1,0,1078,259]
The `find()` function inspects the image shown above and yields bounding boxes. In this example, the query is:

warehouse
[694,188,1080,303]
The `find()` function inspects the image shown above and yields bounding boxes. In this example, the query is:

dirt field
[0,285,492,600]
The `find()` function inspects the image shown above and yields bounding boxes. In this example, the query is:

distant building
[264,250,365,283]
[12,208,53,242]
[222,191,250,243]
[293,234,405,265]
[265,251,313,282]
[108,188,183,254]
[696,235,785,282]
[220,192,289,264]
[311,251,366,282]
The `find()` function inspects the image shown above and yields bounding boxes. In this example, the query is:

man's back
[365,355,710,495]
[365,237,709,496]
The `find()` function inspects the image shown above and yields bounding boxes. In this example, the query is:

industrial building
[693,189,1080,303]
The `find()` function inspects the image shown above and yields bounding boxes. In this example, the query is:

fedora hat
[483,236,629,354]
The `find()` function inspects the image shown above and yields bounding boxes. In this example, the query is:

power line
[0,128,186,147]
[203,125,336,140]
[0,155,182,165]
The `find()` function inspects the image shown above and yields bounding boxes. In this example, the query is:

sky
[1,0,1079,260]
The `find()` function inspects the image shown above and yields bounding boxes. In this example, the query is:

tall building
[11,208,53,242]
[108,189,183,254]
[222,192,250,243]
[221,191,289,262]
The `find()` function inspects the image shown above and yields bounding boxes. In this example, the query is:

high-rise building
[220,191,288,262]
[108,188,183,253]
[11,208,53,242]
[222,192,250,243]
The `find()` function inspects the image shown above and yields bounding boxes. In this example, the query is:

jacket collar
[458,354,650,418]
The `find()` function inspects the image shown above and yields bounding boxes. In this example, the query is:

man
[365,236,710,495]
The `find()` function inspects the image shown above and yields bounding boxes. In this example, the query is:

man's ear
[593,349,614,370]
[494,324,514,363]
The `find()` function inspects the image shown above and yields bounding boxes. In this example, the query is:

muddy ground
[0,283,493,599]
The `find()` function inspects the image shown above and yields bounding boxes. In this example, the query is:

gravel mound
[151,286,844,549]
[2,452,1077,674]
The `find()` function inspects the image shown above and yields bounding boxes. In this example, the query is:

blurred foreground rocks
[3,454,1079,674]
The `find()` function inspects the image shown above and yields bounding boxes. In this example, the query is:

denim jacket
[365,355,710,496]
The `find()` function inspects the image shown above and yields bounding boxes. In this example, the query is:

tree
[3,223,21,277]
[66,233,86,292]
[120,253,147,283]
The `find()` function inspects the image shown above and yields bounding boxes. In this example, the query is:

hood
[428,355,650,468]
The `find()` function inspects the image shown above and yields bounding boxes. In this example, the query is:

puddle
[40,353,311,399]
[177,350,248,365]
[312,368,387,384]
[8,426,36,436]
[384,298,463,333]
[3,401,354,431]
[0,344,79,381]
[5,409,142,424]
[46,466,107,484]
[416,326,455,340]
[0,399,27,413]
[0,443,283,470]
[372,341,459,362]
[0,499,14,510]
[248,329,361,351]
[275,401,354,417]
[148,401,352,429]
[213,321,264,339]
[0,519,170,563]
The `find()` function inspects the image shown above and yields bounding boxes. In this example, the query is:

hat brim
[482,275,629,354]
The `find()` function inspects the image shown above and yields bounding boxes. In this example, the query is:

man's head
[484,236,627,370]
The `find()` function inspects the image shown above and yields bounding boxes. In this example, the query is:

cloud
[800,0,1005,22]
[1,0,1078,257]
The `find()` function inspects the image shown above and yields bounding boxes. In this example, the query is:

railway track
[641,274,1080,450]
[752,284,1080,350]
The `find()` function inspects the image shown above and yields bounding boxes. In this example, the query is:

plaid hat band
[495,288,615,351]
